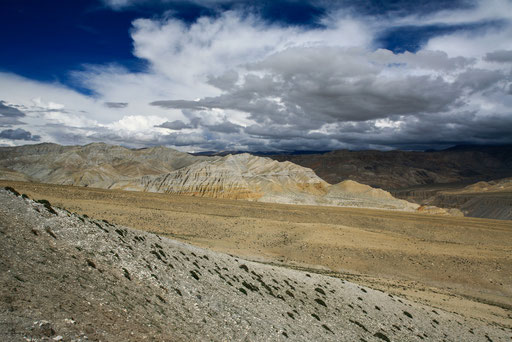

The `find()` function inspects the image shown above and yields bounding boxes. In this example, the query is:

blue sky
[1,0,511,151]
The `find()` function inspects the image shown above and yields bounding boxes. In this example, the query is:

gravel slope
[1,188,510,341]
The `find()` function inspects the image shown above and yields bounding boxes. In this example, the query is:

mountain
[112,153,420,211]
[2,187,509,341]
[269,145,512,190]
[393,177,512,220]
[122,153,328,202]
[0,142,213,188]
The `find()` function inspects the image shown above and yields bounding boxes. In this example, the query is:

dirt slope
[3,188,509,341]
[2,180,511,329]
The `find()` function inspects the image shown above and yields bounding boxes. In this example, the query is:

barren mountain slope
[0,142,212,187]
[0,143,459,212]
[393,178,512,220]
[1,188,510,341]
[270,145,512,190]
[323,180,418,211]
[120,153,329,202]
[115,153,420,210]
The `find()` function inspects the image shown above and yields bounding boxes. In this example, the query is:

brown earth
[2,180,511,329]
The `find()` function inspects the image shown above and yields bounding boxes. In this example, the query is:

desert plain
[2,180,510,329]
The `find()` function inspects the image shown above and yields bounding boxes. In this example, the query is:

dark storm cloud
[151,47,474,130]
[157,120,192,130]
[0,128,40,141]
[150,44,512,151]
[0,101,25,117]
[158,118,242,134]
[0,100,26,126]
[484,50,512,63]
[104,102,129,108]
[206,120,242,134]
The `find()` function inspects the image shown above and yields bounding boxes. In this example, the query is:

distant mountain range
[3,142,511,218]
[268,145,512,190]
[0,143,431,213]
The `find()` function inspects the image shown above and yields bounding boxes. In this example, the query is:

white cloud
[1,3,511,150]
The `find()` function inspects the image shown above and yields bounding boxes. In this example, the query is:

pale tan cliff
[115,153,329,202]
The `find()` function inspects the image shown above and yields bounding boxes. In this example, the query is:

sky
[0,0,511,152]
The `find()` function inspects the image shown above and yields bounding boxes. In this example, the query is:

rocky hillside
[121,153,328,201]
[0,142,213,188]
[1,187,510,341]
[113,153,419,210]
[393,178,512,220]
[270,145,512,190]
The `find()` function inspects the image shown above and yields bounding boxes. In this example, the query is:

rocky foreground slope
[1,187,510,341]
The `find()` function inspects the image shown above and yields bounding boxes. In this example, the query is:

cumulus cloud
[1,0,512,150]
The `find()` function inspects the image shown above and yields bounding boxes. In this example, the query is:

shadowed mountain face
[392,178,512,220]
[269,145,512,190]
[2,188,511,341]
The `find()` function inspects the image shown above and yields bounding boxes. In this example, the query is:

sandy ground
[2,180,511,328]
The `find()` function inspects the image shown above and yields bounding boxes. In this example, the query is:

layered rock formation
[113,153,419,210]
[2,188,510,341]
[127,153,329,203]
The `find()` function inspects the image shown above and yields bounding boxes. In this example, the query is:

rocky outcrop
[117,153,330,203]
[115,154,420,210]
[2,188,510,341]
